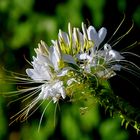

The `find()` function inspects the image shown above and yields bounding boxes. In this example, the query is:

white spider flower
[55,22,125,79]
[57,22,107,56]
[6,22,140,130]
[7,41,71,125]
[82,43,125,78]
[37,80,65,103]
[26,41,67,103]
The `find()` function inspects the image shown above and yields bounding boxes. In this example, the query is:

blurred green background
[0,0,140,140]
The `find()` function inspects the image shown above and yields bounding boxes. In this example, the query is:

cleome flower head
[55,22,125,79]
[26,41,66,103]
[5,22,140,132]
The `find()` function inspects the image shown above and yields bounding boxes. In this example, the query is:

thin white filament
[38,100,52,132]
[106,14,126,44]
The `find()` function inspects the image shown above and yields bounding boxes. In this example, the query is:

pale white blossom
[26,41,67,103]
[7,22,139,127]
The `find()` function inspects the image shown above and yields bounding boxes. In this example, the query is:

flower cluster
[26,23,125,103]
[7,22,140,132]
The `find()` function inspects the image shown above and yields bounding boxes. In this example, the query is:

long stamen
[111,22,134,47]
[121,51,140,58]
[38,100,52,132]
[107,14,126,44]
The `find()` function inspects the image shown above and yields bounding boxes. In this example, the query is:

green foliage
[117,0,126,12]
[85,0,105,27]
[0,97,7,140]
[133,6,140,27]
[99,118,128,140]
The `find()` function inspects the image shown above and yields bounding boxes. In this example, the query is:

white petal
[57,68,69,77]
[98,27,107,44]
[26,68,33,77]
[26,68,51,81]
[109,50,124,60]
[104,44,112,50]
[112,64,122,71]
[87,26,98,45]
[62,54,76,64]
[77,30,84,49]
[26,69,41,81]
[50,46,60,70]
[59,30,70,45]
[76,53,90,60]
[38,84,49,100]
[59,87,66,99]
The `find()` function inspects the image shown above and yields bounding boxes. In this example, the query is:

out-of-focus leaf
[61,109,81,140]
[12,0,34,13]
[10,22,32,49]
[56,0,83,28]
[99,118,128,140]
[133,6,140,27]
[117,0,126,12]
[86,0,105,27]
[0,97,7,140]
[0,0,10,12]
[80,102,100,131]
